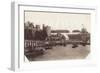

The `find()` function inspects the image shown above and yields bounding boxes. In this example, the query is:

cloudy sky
[25,11,90,32]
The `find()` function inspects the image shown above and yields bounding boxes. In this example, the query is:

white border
[11,2,97,71]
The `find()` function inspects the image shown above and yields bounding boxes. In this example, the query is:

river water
[32,45,90,61]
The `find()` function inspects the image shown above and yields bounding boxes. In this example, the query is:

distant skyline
[25,11,90,32]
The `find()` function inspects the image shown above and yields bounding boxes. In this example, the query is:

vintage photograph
[24,11,90,61]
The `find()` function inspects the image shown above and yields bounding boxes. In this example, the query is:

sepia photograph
[24,11,90,62]
[11,2,97,71]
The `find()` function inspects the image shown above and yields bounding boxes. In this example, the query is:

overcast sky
[25,11,90,32]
